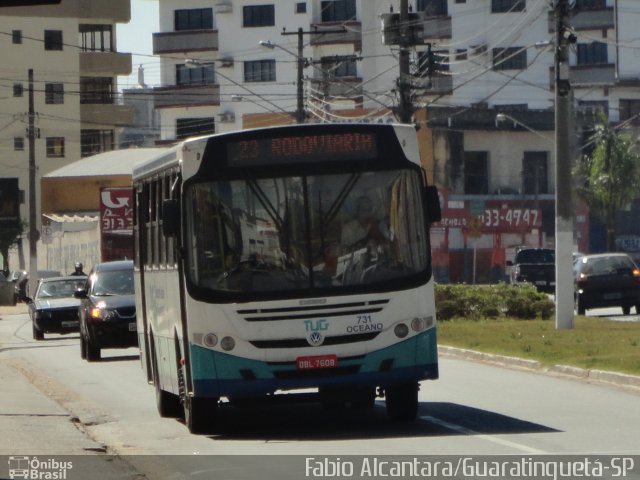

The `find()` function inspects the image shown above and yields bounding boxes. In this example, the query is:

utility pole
[554,0,575,329]
[397,0,413,123]
[281,27,346,124]
[28,69,38,298]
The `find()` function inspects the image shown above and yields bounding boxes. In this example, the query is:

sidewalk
[0,303,28,317]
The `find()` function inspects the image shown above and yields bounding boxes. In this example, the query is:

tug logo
[304,319,328,346]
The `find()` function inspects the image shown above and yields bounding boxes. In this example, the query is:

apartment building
[150,0,640,281]
[0,0,133,270]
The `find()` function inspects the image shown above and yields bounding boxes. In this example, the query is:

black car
[76,260,137,361]
[508,247,555,293]
[574,253,640,315]
[27,276,85,340]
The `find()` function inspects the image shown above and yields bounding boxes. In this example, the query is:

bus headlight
[412,316,434,331]
[394,323,409,338]
[220,336,235,351]
[203,333,218,348]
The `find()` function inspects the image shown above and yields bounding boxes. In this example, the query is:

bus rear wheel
[385,383,418,422]
[184,395,218,435]
[152,353,182,418]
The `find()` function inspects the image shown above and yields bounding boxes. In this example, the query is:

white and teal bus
[133,123,441,434]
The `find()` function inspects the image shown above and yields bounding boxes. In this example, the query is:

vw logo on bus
[307,331,324,346]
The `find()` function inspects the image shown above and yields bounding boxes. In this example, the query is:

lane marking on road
[420,415,545,454]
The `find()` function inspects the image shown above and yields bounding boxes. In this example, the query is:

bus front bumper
[189,329,438,398]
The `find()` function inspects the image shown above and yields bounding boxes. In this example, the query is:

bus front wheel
[385,383,419,422]
[184,395,218,435]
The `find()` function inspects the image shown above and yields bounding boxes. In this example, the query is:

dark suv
[75,260,137,361]
[508,248,555,293]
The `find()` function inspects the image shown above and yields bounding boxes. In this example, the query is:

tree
[574,114,640,251]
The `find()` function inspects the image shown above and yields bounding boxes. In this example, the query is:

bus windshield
[185,168,428,294]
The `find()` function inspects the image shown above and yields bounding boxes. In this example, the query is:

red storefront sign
[100,187,133,233]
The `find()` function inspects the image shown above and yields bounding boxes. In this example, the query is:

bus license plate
[296,355,338,370]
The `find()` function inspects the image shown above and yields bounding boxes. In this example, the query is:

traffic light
[0,0,61,6]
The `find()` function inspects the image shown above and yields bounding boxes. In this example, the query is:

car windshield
[36,279,85,299]
[582,256,636,276]
[92,269,135,296]
[515,249,555,264]
[185,169,429,294]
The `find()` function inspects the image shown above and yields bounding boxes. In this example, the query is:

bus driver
[341,195,389,251]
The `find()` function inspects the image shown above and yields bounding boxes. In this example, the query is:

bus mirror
[162,199,180,237]
[424,185,442,224]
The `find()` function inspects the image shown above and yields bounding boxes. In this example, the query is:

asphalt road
[1,310,640,479]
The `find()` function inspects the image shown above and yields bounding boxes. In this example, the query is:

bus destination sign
[227,132,377,166]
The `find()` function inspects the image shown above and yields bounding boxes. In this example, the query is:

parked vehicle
[507,247,555,293]
[75,260,137,361]
[27,276,86,340]
[574,253,640,315]
[14,270,62,304]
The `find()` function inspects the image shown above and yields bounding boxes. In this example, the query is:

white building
[0,0,133,271]
[149,0,640,280]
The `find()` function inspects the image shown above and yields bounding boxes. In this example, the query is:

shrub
[435,283,554,321]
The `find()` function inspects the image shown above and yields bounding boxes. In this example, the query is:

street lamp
[259,35,306,124]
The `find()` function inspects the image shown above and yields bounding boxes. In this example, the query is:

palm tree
[574,114,640,251]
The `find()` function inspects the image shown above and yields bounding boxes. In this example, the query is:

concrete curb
[439,345,640,392]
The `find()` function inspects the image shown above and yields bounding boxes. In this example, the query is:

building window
[523,152,548,195]
[574,0,605,9]
[174,8,213,31]
[45,83,64,104]
[493,47,527,70]
[81,129,114,157]
[320,0,356,22]
[14,137,24,151]
[577,42,608,65]
[464,152,489,195]
[578,100,608,118]
[176,63,215,85]
[44,30,63,50]
[243,5,275,27]
[295,2,307,13]
[176,118,215,140]
[320,56,357,77]
[79,24,113,52]
[416,0,448,16]
[80,77,113,104]
[12,30,22,44]
[619,99,640,124]
[455,0,466,3]
[244,60,276,82]
[46,137,65,158]
[13,83,23,97]
[491,0,525,13]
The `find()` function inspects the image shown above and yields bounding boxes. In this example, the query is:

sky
[116,0,161,90]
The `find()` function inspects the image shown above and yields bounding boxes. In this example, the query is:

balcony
[548,8,614,32]
[153,84,220,109]
[153,30,218,55]
[549,64,616,89]
[309,21,361,51]
[80,51,132,76]
[421,15,452,40]
[80,103,133,127]
[309,77,363,99]
[414,75,453,96]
